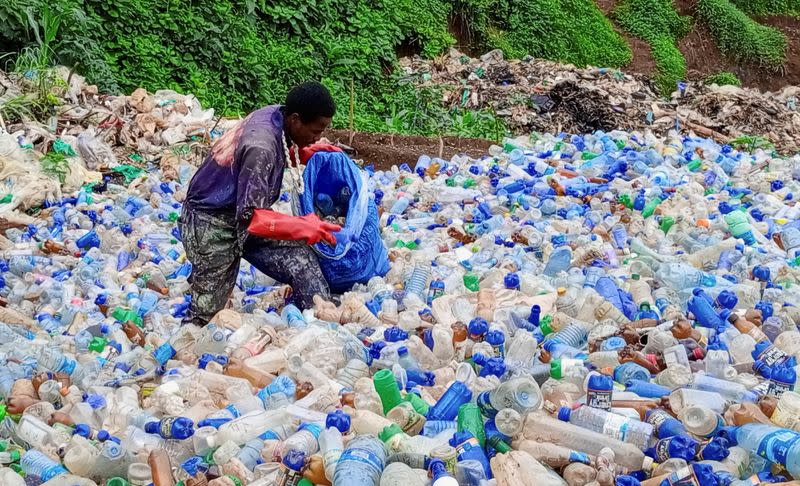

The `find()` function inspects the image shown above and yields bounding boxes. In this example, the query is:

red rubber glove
[247,209,341,246]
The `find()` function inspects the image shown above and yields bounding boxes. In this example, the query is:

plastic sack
[293,150,389,292]
[77,128,117,170]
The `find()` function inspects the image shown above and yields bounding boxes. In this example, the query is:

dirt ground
[596,0,800,91]
[324,129,494,170]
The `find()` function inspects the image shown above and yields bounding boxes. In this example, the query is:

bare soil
[324,129,494,171]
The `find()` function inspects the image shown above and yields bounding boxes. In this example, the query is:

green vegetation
[0,0,795,134]
[614,0,691,94]
[704,71,743,86]
[730,0,800,16]
[455,0,631,68]
[697,0,787,66]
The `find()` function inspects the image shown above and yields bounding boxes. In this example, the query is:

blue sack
[295,151,389,292]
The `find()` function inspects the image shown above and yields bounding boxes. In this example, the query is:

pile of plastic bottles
[2,127,800,486]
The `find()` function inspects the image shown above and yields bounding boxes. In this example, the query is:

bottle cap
[504,272,520,289]
[468,317,488,336]
[282,449,306,472]
[557,406,572,421]
[379,423,404,443]
[325,410,351,433]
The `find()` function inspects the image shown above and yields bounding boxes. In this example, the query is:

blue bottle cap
[325,410,351,433]
[504,272,520,289]
[715,290,738,310]
[557,407,572,421]
[480,357,506,378]
[282,449,306,472]
[486,330,505,346]
[753,265,771,282]
[384,327,408,342]
[74,423,91,438]
[600,336,626,351]
[468,317,488,336]
[397,346,409,357]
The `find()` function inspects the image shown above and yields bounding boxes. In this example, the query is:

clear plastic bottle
[319,426,343,482]
[476,376,542,417]
[521,412,649,471]
[333,435,386,486]
[557,406,653,451]
[20,449,69,482]
[677,405,725,438]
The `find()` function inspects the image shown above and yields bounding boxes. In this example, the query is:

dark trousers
[179,207,330,326]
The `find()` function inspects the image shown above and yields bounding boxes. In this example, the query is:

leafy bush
[455,0,632,68]
[651,37,687,94]
[697,0,787,66]
[614,0,691,43]
[704,71,743,86]
[729,0,800,16]
[614,0,690,95]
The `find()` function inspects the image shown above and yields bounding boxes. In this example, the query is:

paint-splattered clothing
[181,105,329,325]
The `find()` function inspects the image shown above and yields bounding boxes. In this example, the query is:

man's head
[284,81,336,148]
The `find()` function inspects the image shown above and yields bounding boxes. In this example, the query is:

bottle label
[152,342,176,365]
[646,410,669,431]
[665,466,701,486]
[476,391,498,418]
[756,429,800,464]
[653,437,674,462]
[757,345,788,367]
[159,417,179,438]
[602,413,629,441]
[278,469,302,486]
[338,447,383,474]
[768,379,793,398]
[455,436,481,456]
[587,390,612,410]
[568,451,591,465]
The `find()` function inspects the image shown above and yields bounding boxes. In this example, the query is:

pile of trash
[1,114,800,486]
[399,49,800,152]
[0,68,230,212]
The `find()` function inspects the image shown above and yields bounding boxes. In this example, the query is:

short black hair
[285,81,336,123]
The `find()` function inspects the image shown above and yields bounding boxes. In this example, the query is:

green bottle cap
[463,178,476,188]
[379,423,404,443]
[463,273,480,292]
[106,479,130,486]
[9,449,20,462]
[540,315,553,333]
[446,177,455,187]
[88,336,107,353]
[298,479,314,486]
[550,359,564,379]
[225,476,243,486]
[0,405,6,422]
[403,392,430,416]
[659,215,675,234]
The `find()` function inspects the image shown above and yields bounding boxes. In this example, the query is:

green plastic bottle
[403,392,430,416]
[373,369,403,415]
[659,215,675,234]
[463,273,480,292]
[457,403,486,447]
[641,196,662,219]
[488,435,512,453]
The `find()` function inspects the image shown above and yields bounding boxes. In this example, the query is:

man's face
[287,113,332,148]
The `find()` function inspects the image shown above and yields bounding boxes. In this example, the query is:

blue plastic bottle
[625,380,671,399]
[646,409,688,439]
[543,247,572,276]
[145,416,195,440]
[428,381,472,421]
[646,435,699,462]
[613,362,650,383]
[450,431,491,478]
